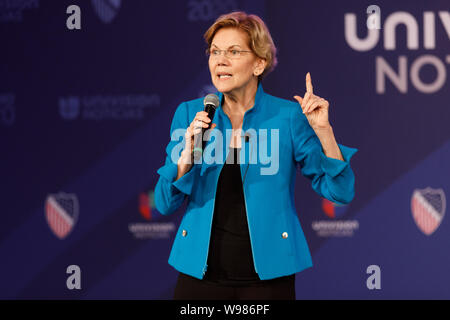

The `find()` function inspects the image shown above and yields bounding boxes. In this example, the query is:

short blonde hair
[204,11,278,80]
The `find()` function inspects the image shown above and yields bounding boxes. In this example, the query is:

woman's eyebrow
[211,44,243,49]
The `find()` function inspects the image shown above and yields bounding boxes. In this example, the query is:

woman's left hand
[294,72,331,131]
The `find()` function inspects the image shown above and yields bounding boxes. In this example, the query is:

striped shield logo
[411,188,446,236]
[45,193,79,239]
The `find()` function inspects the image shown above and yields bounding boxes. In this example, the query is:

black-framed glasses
[208,48,253,59]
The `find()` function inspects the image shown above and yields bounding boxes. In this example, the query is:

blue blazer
[155,84,357,280]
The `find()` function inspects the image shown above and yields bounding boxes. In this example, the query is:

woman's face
[208,27,265,95]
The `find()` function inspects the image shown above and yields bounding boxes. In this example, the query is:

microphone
[193,93,219,161]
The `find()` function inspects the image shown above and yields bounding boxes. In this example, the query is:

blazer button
[182,230,187,237]
[282,232,288,239]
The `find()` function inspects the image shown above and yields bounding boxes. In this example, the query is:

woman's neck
[222,79,258,116]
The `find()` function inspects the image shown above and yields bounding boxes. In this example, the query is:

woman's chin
[212,81,235,94]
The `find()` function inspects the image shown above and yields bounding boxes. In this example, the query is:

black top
[204,147,260,285]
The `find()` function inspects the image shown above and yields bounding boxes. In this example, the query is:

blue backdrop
[1,0,449,299]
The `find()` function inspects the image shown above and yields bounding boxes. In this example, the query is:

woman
[155,11,357,300]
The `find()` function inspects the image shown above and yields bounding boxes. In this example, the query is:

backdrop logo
[59,96,80,120]
[312,198,358,237]
[411,187,446,236]
[45,192,79,239]
[187,0,239,22]
[128,190,175,239]
[345,8,450,94]
[0,0,39,23]
[139,191,154,221]
[322,198,348,219]
[91,0,121,24]
[58,94,160,121]
[198,84,217,99]
[0,93,15,126]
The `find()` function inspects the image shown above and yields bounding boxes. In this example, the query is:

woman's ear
[254,58,267,76]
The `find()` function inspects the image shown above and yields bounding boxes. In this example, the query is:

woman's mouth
[217,73,232,80]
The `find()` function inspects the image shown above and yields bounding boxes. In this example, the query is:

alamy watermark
[366,5,381,30]
[66,265,81,290]
[66,5,81,30]
[171,128,280,175]
[366,265,381,290]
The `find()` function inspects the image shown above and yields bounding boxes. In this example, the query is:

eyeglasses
[208,48,253,59]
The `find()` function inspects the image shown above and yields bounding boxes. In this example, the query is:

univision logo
[198,84,217,99]
[344,9,450,94]
[322,198,348,219]
[128,190,175,239]
[139,191,156,221]
[59,96,80,120]
[311,198,358,237]
[91,0,121,24]
[0,0,40,23]
[58,94,160,120]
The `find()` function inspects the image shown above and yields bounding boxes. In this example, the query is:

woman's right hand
[176,111,216,179]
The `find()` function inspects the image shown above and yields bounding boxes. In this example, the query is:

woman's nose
[216,53,230,65]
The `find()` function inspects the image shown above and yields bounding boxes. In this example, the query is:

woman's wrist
[314,125,344,161]
[176,151,193,181]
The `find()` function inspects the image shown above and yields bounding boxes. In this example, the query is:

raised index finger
[306,72,313,94]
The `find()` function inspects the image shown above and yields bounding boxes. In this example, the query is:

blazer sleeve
[289,105,358,205]
[154,102,199,216]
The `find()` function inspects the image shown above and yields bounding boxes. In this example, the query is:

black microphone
[193,94,219,161]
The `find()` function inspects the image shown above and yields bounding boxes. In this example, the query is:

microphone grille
[203,94,220,108]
